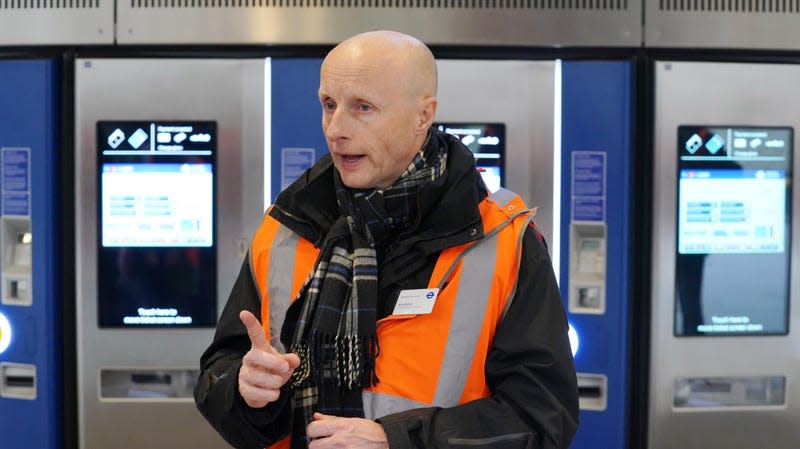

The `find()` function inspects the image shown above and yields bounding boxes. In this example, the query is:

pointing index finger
[239,310,271,352]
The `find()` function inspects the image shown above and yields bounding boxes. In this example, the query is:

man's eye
[323,102,336,111]
[358,103,372,112]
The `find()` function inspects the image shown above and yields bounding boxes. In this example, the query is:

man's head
[319,30,438,189]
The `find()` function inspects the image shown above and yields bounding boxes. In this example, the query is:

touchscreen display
[97,121,217,327]
[675,126,792,336]
[434,123,505,192]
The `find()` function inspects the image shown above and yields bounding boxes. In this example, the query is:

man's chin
[338,173,371,190]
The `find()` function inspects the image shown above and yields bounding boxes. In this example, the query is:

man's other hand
[307,412,389,449]
[238,310,301,409]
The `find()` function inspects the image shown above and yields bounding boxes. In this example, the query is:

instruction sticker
[571,151,606,222]
[281,147,315,190]
[2,148,31,216]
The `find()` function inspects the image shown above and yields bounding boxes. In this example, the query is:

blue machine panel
[561,61,632,449]
[0,59,60,448]
[270,59,327,203]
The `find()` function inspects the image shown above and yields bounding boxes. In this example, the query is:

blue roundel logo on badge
[426,291,435,300]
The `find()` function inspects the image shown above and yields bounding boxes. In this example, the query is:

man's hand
[238,310,301,409]
[307,412,389,449]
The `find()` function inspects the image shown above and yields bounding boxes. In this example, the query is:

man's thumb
[283,352,301,370]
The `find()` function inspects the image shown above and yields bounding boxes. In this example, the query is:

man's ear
[416,96,438,134]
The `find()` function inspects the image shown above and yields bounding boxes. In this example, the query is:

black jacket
[194,130,579,449]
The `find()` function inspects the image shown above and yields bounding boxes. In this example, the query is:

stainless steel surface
[0,2,113,45]
[75,58,266,449]
[437,60,556,246]
[650,61,800,449]
[116,6,640,46]
[646,0,800,49]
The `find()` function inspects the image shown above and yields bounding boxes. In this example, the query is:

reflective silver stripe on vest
[487,187,535,321]
[432,224,500,407]
[362,390,429,419]
[500,213,535,322]
[267,224,299,352]
[488,187,516,206]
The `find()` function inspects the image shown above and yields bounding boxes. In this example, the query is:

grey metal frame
[0,1,113,45]
[5,0,800,50]
[74,58,267,449]
[115,5,641,47]
[645,0,800,49]
[650,60,800,449]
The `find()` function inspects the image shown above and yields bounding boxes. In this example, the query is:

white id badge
[392,288,440,315]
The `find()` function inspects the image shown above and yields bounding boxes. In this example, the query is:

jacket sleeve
[377,228,580,449]
[194,256,293,449]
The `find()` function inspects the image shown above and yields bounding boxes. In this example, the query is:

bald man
[195,31,579,449]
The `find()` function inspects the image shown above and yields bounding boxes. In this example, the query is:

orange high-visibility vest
[249,189,534,449]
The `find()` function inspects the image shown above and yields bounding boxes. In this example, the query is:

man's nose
[324,108,349,141]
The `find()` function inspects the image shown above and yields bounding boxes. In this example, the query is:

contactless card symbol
[173,132,187,144]
[107,128,125,149]
[127,128,149,149]
[685,133,703,154]
[705,134,724,154]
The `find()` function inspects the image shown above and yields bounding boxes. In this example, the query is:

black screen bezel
[433,122,506,189]
[96,120,218,328]
[674,125,793,337]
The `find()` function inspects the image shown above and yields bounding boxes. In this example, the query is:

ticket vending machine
[650,62,800,449]
[74,59,267,448]
[0,59,61,448]
[559,61,633,449]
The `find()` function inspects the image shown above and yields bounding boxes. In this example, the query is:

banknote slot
[0,363,36,400]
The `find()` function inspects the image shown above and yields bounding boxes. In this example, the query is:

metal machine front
[74,58,267,448]
[650,61,800,449]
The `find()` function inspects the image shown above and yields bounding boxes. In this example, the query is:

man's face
[319,56,423,190]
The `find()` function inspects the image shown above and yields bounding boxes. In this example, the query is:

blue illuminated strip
[102,163,212,173]
[680,169,785,179]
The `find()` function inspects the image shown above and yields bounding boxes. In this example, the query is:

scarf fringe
[296,332,380,390]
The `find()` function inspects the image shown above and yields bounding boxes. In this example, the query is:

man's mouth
[340,154,365,164]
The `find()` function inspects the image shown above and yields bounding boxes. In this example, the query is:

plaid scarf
[280,135,447,446]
